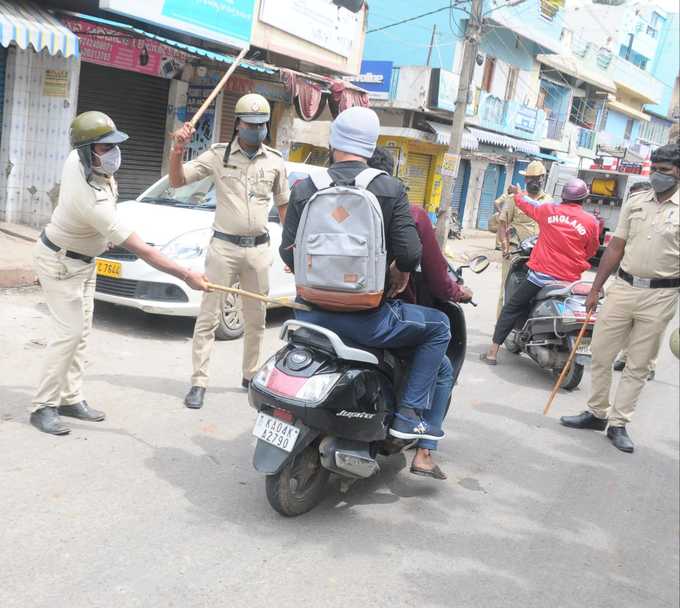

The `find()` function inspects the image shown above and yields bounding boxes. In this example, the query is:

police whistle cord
[543,309,593,416]
[189,46,250,128]
[206,282,312,312]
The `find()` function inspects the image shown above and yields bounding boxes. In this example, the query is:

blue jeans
[419,356,454,450]
[295,300,451,411]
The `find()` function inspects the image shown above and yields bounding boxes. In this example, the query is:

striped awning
[0,1,78,58]
[425,121,479,150]
[468,127,540,155]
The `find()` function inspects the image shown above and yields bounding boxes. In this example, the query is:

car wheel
[215,290,244,340]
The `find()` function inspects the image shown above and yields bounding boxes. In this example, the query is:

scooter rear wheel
[554,362,584,391]
[265,443,330,517]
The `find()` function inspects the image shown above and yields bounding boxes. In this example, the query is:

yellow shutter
[404,153,432,206]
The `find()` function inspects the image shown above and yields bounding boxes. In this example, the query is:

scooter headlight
[294,373,341,402]
[253,356,342,402]
[252,356,276,388]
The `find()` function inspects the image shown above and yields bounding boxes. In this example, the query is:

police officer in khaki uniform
[561,143,680,453]
[170,94,290,409]
[495,160,548,317]
[31,112,209,435]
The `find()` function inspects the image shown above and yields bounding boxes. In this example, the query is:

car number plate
[96,260,122,278]
[252,412,299,453]
[576,337,592,356]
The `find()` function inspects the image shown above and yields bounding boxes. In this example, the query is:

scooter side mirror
[469,255,490,274]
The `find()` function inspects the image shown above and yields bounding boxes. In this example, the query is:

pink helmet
[561,177,589,202]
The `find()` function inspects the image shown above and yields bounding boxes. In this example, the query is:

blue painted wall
[647,12,679,117]
[480,27,534,71]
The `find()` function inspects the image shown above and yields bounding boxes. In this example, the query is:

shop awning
[60,12,275,74]
[537,54,616,94]
[1,2,79,57]
[607,99,651,122]
[467,127,540,155]
[532,151,561,162]
[424,121,479,150]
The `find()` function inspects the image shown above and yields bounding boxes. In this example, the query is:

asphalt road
[1,261,678,608]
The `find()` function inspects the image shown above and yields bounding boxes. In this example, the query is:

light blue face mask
[239,124,267,147]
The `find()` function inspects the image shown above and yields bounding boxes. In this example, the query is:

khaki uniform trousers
[32,241,96,412]
[588,278,678,426]
[497,256,512,319]
[617,347,658,372]
[191,237,272,387]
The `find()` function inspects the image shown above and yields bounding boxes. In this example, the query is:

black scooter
[248,256,489,516]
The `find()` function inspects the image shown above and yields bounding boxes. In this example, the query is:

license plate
[96,259,122,278]
[576,337,592,356]
[252,412,299,453]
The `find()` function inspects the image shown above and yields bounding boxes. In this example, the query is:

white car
[94,161,326,339]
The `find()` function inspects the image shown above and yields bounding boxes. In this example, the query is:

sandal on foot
[479,353,497,366]
[410,464,447,480]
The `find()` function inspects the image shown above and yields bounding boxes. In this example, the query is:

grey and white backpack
[294,168,387,311]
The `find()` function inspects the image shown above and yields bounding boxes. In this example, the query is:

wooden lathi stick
[543,310,593,416]
[206,282,311,312]
[189,46,249,128]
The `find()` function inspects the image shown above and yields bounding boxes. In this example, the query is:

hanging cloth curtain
[282,69,327,122]
[329,80,369,117]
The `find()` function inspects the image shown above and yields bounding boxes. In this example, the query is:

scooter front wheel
[553,362,584,391]
[265,443,330,517]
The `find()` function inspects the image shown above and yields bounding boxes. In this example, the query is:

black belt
[213,230,269,248]
[618,269,680,289]
[40,232,94,264]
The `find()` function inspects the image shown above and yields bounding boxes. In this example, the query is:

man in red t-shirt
[481,178,600,364]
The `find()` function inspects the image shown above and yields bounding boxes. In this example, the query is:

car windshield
[139,168,315,219]
[139,176,217,209]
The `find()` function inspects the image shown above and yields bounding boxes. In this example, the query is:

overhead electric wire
[367,2,468,34]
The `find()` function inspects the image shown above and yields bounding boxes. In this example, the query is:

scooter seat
[535,282,571,300]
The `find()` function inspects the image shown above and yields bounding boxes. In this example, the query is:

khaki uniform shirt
[183,140,289,237]
[497,191,547,243]
[614,187,680,279]
[44,150,132,257]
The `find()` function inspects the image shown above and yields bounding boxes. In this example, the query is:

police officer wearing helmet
[561,143,680,453]
[31,111,209,435]
[170,93,290,409]
[496,160,548,317]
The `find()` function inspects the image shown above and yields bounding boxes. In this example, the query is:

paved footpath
[0,241,678,608]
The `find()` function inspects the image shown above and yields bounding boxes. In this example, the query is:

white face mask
[93,146,121,175]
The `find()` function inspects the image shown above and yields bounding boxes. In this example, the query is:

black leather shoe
[607,426,634,453]
[242,378,250,390]
[30,407,70,435]
[560,411,607,431]
[184,386,205,409]
[613,359,626,372]
[58,400,105,422]
[647,370,655,381]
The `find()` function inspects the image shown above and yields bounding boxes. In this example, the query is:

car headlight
[161,228,211,260]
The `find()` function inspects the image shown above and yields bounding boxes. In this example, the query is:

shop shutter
[0,46,7,138]
[477,163,502,230]
[77,63,170,201]
[219,91,240,142]
[405,152,432,206]
[451,159,470,217]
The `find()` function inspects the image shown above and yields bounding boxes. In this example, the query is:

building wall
[603,109,633,145]
[0,47,80,227]
[646,12,680,118]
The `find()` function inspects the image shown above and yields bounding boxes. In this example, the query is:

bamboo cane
[189,47,249,128]
[543,310,593,416]
[207,282,311,312]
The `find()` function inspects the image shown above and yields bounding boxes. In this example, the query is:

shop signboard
[348,61,392,100]
[259,0,360,58]
[99,0,255,49]
[63,16,188,79]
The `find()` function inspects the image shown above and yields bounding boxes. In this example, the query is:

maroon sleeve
[412,206,462,302]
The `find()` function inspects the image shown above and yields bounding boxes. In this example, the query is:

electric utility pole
[435,0,484,249]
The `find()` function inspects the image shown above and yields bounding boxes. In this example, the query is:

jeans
[419,356,454,450]
[492,278,542,346]
[296,300,451,411]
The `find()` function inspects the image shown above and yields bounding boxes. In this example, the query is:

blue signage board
[350,60,393,99]
[100,0,255,48]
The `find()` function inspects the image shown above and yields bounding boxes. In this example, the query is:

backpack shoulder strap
[354,168,386,190]
[309,169,334,191]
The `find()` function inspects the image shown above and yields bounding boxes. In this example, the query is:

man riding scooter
[481,178,600,365]
[280,107,455,461]
[368,147,474,479]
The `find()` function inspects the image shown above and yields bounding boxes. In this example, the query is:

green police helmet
[670,327,680,360]
[69,111,128,148]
